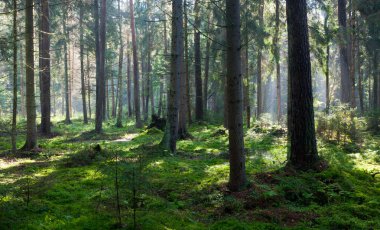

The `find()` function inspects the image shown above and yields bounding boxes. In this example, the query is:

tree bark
[80,1,88,124]
[23,0,38,150]
[194,0,203,121]
[338,0,350,104]
[129,0,142,128]
[11,0,17,153]
[116,0,124,127]
[274,0,281,122]
[95,0,107,132]
[257,0,264,117]
[63,10,71,124]
[226,0,246,192]
[161,0,183,153]
[286,0,319,170]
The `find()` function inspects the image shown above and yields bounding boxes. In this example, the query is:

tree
[80,0,88,124]
[11,0,17,153]
[129,0,142,128]
[23,0,37,150]
[338,0,350,104]
[286,0,319,170]
[116,0,124,128]
[274,0,281,121]
[63,7,71,124]
[161,0,183,153]
[226,0,246,191]
[95,0,107,132]
[40,0,51,134]
[194,0,203,121]
[256,0,264,117]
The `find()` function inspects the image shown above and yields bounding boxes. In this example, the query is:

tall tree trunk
[11,0,17,153]
[348,3,356,108]
[87,51,92,119]
[183,1,192,124]
[226,0,246,192]
[286,0,319,170]
[19,35,25,118]
[111,72,116,118]
[127,52,132,117]
[358,40,364,114]
[257,0,264,117]
[94,0,101,130]
[23,0,37,150]
[80,1,88,124]
[194,0,203,121]
[116,0,124,127]
[274,0,281,122]
[63,11,71,124]
[161,0,183,153]
[95,0,107,132]
[203,38,210,115]
[323,13,330,113]
[129,0,142,128]
[40,0,51,134]
[338,0,350,104]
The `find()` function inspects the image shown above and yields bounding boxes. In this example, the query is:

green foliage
[316,104,362,144]
[0,120,380,229]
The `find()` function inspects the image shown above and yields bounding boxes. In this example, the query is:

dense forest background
[0,0,379,229]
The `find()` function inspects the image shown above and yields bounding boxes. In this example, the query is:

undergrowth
[0,118,379,229]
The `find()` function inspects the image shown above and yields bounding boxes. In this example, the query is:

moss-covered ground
[0,118,379,229]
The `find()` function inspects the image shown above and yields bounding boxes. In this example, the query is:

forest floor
[0,118,380,229]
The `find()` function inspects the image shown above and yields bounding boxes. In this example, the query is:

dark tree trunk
[203,37,210,114]
[286,0,319,170]
[116,0,124,127]
[87,51,92,119]
[338,0,350,103]
[194,0,203,121]
[183,1,192,124]
[80,1,88,124]
[11,0,17,153]
[127,52,132,117]
[274,0,281,122]
[95,0,106,132]
[257,0,264,117]
[40,0,51,134]
[226,0,246,192]
[63,10,71,124]
[129,0,142,128]
[23,0,37,150]
[19,35,25,118]
[161,0,183,153]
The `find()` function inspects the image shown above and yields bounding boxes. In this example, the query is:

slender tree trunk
[11,0,17,153]
[348,4,356,108]
[23,0,37,150]
[338,0,350,104]
[226,0,246,192]
[111,72,116,118]
[183,1,192,124]
[116,0,124,127]
[40,0,51,134]
[94,0,101,130]
[203,15,211,115]
[127,52,132,117]
[274,0,281,122]
[161,0,183,153]
[63,11,71,124]
[257,0,264,117]
[95,0,106,132]
[326,45,330,113]
[286,0,319,170]
[87,51,92,119]
[80,1,88,124]
[194,0,203,121]
[129,0,142,128]
[358,40,364,114]
[19,35,25,118]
